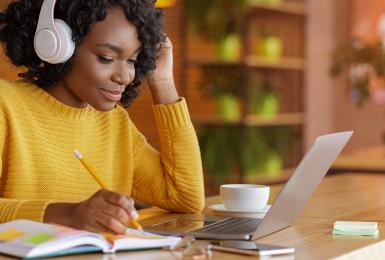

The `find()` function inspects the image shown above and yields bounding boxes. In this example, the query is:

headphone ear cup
[51,19,75,64]
[34,27,59,62]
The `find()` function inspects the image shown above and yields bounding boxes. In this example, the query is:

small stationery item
[333,221,379,236]
[73,149,144,235]
[0,220,181,258]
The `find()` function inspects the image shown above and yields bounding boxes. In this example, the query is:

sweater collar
[24,81,98,120]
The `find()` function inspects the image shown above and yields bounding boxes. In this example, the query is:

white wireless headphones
[34,0,75,64]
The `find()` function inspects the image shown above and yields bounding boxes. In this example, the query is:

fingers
[96,190,138,234]
[100,201,131,226]
[84,214,116,234]
[75,190,140,235]
[162,36,172,48]
[101,190,136,215]
[83,210,128,235]
[95,211,128,235]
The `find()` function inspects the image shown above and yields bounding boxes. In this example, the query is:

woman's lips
[100,89,123,102]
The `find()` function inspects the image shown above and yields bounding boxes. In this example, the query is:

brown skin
[44,7,179,234]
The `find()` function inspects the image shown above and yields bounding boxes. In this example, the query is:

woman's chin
[91,101,117,112]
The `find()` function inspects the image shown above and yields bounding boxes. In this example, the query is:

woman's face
[50,7,141,111]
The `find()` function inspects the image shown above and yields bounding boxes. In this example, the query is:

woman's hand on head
[147,37,173,85]
[44,190,139,235]
[146,37,179,104]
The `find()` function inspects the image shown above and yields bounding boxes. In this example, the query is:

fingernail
[130,211,139,219]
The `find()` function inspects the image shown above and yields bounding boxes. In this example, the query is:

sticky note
[23,232,54,245]
[333,221,379,236]
[334,221,378,230]
[333,229,379,236]
[0,228,25,242]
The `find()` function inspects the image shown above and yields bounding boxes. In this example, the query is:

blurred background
[1,0,385,195]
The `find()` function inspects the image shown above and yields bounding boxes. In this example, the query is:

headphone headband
[36,0,56,29]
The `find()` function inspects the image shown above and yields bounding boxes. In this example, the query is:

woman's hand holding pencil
[44,150,143,236]
[73,149,144,235]
[73,189,140,234]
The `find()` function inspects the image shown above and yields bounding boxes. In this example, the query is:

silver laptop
[143,131,353,240]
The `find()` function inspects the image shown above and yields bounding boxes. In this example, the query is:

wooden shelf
[193,116,239,126]
[244,113,304,126]
[187,56,305,70]
[193,113,304,127]
[244,56,305,70]
[185,1,307,187]
[187,58,241,66]
[250,1,307,16]
[243,167,294,185]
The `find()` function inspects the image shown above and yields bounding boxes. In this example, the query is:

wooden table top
[2,173,385,259]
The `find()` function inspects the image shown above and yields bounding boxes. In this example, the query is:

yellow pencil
[73,149,144,235]
[74,149,108,188]
[129,218,144,234]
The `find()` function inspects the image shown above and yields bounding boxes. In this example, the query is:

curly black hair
[0,0,166,107]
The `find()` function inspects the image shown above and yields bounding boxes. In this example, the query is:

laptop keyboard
[190,217,261,235]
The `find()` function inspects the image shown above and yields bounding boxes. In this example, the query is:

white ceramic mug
[220,184,270,211]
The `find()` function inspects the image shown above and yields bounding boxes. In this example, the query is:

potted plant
[216,33,241,61]
[198,126,296,184]
[330,39,385,106]
[257,35,283,61]
[198,127,242,184]
[201,66,243,121]
[248,73,280,118]
[184,0,249,61]
[249,0,282,5]
[242,127,295,177]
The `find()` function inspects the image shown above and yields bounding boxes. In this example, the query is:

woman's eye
[127,59,137,65]
[98,56,114,64]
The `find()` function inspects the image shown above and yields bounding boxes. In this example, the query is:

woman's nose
[112,63,135,85]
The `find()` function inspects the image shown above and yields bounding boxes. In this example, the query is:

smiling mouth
[100,88,123,102]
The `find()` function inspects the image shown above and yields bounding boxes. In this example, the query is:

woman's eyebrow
[97,43,123,53]
[97,43,141,55]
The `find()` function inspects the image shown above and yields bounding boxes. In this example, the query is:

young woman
[0,0,204,235]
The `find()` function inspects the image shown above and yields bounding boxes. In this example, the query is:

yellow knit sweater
[0,79,204,223]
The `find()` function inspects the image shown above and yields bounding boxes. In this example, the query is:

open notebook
[0,219,180,258]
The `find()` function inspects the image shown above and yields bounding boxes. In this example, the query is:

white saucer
[208,204,271,213]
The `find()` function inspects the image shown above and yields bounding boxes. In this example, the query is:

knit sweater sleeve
[0,101,51,223]
[0,200,51,223]
[131,98,205,213]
